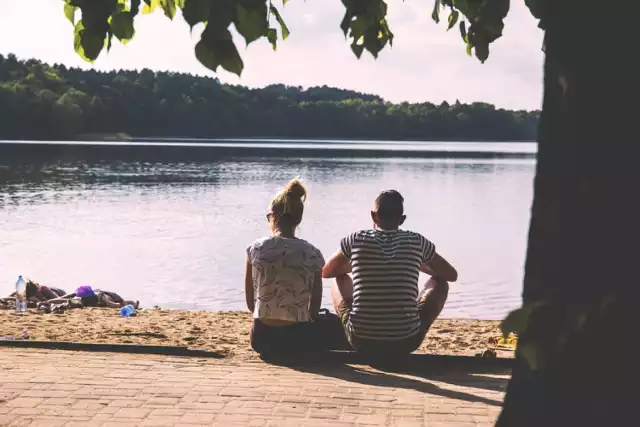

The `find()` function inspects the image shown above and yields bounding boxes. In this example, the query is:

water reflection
[0,156,535,319]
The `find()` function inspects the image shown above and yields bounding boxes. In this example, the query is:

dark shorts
[250,319,322,355]
[250,313,351,355]
[336,299,434,355]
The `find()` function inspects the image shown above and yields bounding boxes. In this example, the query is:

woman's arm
[245,257,255,313]
[309,271,323,320]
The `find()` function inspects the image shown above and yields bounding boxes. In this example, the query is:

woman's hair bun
[284,177,307,202]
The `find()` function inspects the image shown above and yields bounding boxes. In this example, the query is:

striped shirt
[341,229,436,341]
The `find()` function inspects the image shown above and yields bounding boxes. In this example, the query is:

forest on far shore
[0,54,539,141]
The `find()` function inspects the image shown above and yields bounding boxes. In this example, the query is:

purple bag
[75,286,96,299]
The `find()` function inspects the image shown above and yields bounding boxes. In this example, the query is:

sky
[0,0,544,110]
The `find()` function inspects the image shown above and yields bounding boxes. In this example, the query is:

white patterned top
[247,236,325,322]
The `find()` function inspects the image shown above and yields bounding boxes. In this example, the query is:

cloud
[0,0,543,110]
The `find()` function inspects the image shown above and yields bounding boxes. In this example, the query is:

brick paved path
[0,348,508,426]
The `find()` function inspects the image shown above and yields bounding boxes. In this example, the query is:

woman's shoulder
[295,239,324,259]
[248,236,274,247]
[247,236,281,254]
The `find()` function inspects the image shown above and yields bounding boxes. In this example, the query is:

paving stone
[6,398,43,409]
[0,348,509,427]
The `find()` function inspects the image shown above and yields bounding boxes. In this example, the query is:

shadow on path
[262,353,509,407]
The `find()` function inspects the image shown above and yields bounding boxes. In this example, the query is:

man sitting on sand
[322,190,458,355]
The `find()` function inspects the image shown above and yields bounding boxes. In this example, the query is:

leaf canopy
[61,0,536,76]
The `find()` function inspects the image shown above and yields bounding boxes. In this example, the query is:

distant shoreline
[130,136,537,143]
[1,55,539,143]
[0,139,537,161]
[1,135,537,143]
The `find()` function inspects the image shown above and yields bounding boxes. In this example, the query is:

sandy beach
[0,308,513,360]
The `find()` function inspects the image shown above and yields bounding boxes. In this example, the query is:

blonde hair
[269,177,307,231]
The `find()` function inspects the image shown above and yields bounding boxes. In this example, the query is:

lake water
[0,140,535,320]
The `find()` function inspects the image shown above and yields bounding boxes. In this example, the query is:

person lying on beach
[322,189,458,356]
[0,280,66,308]
[245,178,326,355]
[41,286,139,310]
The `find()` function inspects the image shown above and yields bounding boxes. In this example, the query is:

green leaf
[491,0,511,19]
[267,28,278,51]
[269,5,289,40]
[106,31,113,51]
[64,4,76,25]
[143,0,160,14]
[73,20,106,62]
[131,0,142,15]
[525,0,540,18]
[431,0,440,23]
[235,4,268,46]
[501,307,531,337]
[450,0,483,20]
[447,9,459,30]
[340,12,351,36]
[350,43,365,59]
[459,20,467,42]
[362,29,384,59]
[115,1,127,13]
[474,41,489,63]
[349,16,369,40]
[182,0,211,28]
[195,29,244,76]
[501,301,548,337]
[160,0,177,19]
[111,12,135,44]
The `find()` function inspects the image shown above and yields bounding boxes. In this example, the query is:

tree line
[0,54,538,141]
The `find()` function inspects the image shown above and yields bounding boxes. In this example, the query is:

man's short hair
[374,190,404,220]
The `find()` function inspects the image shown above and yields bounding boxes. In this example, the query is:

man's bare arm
[322,250,352,278]
[421,252,457,282]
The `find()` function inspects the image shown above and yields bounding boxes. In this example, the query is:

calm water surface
[0,142,535,319]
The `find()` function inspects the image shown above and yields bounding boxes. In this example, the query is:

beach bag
[312,308,352,351]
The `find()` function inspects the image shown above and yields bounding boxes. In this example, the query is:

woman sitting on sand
[0,280,66,307]
[245,178,326,355]
[41,286,139,310]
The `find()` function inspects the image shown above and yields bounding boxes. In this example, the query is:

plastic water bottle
[120,305,135,317]
[15,275,27,313]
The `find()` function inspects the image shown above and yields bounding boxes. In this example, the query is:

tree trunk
[496,5,638,427]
